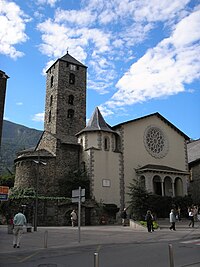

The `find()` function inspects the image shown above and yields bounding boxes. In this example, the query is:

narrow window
[50,95,53,106]
[70,64,76,71]
[67,109,74,118]
[48,110,51,122]
[69,73,75,84]
[50,76,54,87]
[68,95,74,105]
[104,137,110,151]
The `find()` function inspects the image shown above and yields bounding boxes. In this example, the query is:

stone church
[14,52,190,215]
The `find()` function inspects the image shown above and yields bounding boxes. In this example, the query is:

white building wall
[118,115,188,204]
[92,150,120,206]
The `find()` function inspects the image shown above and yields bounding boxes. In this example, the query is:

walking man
[13,208,27,248]
[169,209,176,231]
[70,210,77,227]
[121,208,127,226]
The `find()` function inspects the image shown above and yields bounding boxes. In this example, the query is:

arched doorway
[153,175,162,195]
[174,177,183,196]
[164,176,173,196]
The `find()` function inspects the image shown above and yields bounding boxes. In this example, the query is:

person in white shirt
[13,209,27,248]
[188,207,194,227]
[70,210,77,227]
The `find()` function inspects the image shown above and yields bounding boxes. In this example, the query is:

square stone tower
[0,70,9,148]
[44,52,87,144]
[15,53,87,196]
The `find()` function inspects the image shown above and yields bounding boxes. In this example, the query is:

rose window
[144,126,168,158]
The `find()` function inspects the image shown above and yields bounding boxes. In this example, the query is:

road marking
[181,239,200,245]
[18,251,41,262]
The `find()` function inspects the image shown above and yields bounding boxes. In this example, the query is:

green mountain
[0,120,43,175]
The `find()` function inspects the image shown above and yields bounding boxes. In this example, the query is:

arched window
[50,76,54,87]
[67,109,74,118]
[68,95,74,105]
[69,73,75,84]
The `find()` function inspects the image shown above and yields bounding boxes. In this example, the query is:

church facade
[14,53,190,215]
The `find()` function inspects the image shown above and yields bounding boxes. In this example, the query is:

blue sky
[0,0,200,140]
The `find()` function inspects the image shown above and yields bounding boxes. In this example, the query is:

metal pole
[168,244,174,267]
[44,230,48,248]
[78,186,81,243]
[94,252,99,267]
[34,153,40,232]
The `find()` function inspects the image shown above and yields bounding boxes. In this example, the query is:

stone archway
[164,176,173,196]
[153,175,162,195]
[174,177,183,196]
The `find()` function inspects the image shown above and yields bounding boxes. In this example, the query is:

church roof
[136,164,189,174]
[76,107,116,135]
[46,52,87,72]
[113,112,190,140]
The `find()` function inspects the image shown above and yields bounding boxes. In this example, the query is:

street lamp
[33,155,46,232]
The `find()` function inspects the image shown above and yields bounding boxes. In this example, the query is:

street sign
[0,186,9,194]
[0,186,9,201]
[72,188,85,203]
[72,188,85,198]
[0,194,8,201]
[72,196,85,203]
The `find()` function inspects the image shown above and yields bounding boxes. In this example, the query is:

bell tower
[44,52,87,144]
[0,70,9,148]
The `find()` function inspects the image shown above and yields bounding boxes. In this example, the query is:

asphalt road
[1,239,200,267]
[0,220,200,267]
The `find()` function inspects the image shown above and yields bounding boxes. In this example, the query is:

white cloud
[36,0,59,7]
[0,0,29,59]
[16,102,23,106]
[104,9,200,110]
[32,112,44,122]
[36,0,199,102]
[55,9,96,26]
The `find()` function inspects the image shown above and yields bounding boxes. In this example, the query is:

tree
[0,173,15,188]
[58,169,90,198]
[127,179,150,220]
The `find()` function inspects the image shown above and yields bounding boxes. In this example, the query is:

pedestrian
[177,206,181,221]
[193,206,198,222]
[169,209,176,231]
[13,208,27,248]
[188,207,194,227]
[145,210,153,232]
[121,208,127,226]
[70,210,77,227]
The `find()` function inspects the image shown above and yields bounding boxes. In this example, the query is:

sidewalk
[0,219,199,255]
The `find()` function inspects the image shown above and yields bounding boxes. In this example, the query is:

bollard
[168,244,174,267]
[44,230,48,248]
[94,252,99,267]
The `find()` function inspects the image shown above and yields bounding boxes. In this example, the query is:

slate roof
[112,112,190,140]
[136,164,189,174]
[76,107,116,135]
[46,52,87,72]
[60,52,87,67]
[187,139,200,163]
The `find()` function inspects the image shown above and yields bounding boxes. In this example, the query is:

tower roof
[76,107,116,135]
[60,52,87,68]
[46,52,87,72]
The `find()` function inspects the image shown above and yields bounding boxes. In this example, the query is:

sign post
[72,187,85,243]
